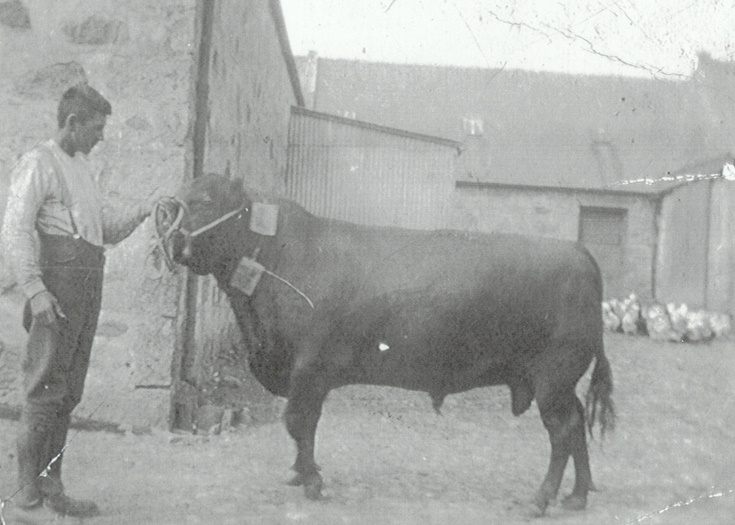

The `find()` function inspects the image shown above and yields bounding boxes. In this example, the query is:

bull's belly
[353,343,512,394]
[275,280,599,401]
[327,304,544,396]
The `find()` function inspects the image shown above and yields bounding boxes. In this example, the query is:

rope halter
[150,196,314,308]
[152,197,247,271]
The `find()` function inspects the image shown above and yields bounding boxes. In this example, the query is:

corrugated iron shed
[287,106,460,230]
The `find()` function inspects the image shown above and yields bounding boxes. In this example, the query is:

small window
[462,117,484,136]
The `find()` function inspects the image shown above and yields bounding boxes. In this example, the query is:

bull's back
[348,226,600,302]
[277,205,601,303]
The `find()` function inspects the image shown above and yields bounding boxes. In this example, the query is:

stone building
[294,55,735,311]
[0,0,303,430]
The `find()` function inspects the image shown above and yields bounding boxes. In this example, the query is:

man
[1,83,155,519]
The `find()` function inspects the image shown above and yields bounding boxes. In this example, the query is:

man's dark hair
[57,83,112,128]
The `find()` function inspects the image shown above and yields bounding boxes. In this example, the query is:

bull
[156,173,615,514]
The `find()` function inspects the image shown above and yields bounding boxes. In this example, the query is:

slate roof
[296,57,732,195]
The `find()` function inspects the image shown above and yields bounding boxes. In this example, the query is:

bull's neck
[213,200,281,284]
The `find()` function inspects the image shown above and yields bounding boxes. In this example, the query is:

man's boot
[15,417,47,510]
[38,413,99,518]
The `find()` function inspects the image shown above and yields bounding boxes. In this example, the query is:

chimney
[300,50,319,109]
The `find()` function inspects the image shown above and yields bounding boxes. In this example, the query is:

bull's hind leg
[561,396,594,510]
[284,369,328,499]
[533,387,592,514]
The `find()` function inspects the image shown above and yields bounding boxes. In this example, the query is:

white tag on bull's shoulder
[230,257,265,296]
[249,202,279,236]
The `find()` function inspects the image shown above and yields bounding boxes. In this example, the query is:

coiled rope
[150,196,188,275]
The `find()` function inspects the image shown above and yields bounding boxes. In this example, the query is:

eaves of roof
[457,159,733,198]
[291,106,462,150]
[455,179,671,198]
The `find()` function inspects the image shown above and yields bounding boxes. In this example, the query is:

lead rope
[247,246,314,309]
[261,269,314,309]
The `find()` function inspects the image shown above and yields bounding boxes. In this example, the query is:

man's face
[72,111,106,155]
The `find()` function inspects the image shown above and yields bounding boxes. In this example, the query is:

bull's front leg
[284,367,328,499]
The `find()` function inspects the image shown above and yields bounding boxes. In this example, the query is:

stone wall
[0,0,196,428]
[450,185,657,300]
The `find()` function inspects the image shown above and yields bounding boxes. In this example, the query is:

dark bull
[156,174,615,514]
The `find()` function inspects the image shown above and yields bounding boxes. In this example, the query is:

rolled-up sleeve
[1,155,48,299]
[101,197,148,245]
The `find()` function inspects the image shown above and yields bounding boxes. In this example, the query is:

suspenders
[43,144,82,240]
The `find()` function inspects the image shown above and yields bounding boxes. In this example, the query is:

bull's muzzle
[176,230,193,261]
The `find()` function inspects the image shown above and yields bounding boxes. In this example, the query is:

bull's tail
[584,347,615,438]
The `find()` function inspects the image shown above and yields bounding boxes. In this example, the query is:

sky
[280,0,734,78]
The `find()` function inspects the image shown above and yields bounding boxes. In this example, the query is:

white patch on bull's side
[379,343,390,352]
[230,257,265,296]
[249,202,279,236]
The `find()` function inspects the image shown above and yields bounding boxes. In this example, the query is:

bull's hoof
[286,472,305,486]
[561,493,587,511]
[286,471,323,499]
[532,493,550,516]
[302,473,324,500]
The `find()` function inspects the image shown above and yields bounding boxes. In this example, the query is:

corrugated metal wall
[286,107,459,230]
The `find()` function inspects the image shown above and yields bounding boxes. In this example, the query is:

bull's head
[155,174,248,277]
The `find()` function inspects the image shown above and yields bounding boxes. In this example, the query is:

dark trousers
[17,234,104,502]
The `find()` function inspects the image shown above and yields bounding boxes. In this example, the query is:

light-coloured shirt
[1,139,146,299]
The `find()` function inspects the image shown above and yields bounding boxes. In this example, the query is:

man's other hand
[30,290,66,325]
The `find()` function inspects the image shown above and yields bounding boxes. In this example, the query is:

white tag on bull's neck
[249,202,279,236]
[230,257,265,296]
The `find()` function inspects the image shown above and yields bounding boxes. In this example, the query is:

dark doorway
[578,206,627,298]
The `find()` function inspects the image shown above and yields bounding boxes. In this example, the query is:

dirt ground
[0,332,733,525]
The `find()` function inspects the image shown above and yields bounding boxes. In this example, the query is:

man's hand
[30,290,66,325]
[138,190,172,221]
